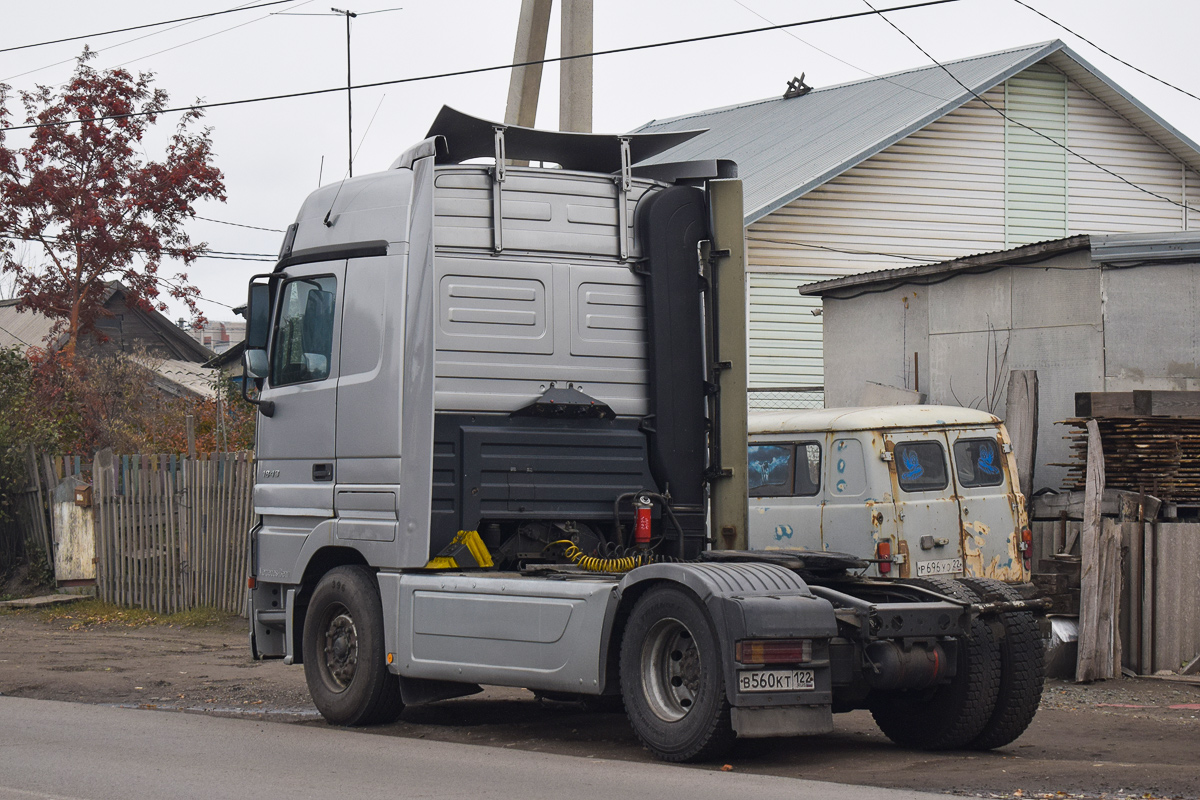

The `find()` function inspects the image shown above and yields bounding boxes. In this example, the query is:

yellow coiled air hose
[549,540,653,573]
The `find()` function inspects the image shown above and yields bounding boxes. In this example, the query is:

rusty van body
[747,406,1030,584]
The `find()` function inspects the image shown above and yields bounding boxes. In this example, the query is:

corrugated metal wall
[746,63,1200,394]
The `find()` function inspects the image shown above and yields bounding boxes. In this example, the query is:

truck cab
[748,406,1031,583]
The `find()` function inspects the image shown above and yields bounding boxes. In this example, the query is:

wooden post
[1005,370,1038,501]
[1077,419,1111,682]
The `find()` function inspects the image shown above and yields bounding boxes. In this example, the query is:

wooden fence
[92,451,255,614]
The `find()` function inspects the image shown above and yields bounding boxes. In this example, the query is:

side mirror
[246,283,271,349]
[241,349,275,418]
[244,348,268,379]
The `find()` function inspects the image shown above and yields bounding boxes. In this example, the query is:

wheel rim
[322,603,358,690]
[640,617,701,722]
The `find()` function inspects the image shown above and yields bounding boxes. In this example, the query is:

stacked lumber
[1061,392,1200,501]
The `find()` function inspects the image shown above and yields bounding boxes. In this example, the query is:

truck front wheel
[619,586,734,762]
[302,566,404,726]
[869,577,1001,750]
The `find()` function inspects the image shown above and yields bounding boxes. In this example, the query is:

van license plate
[915,557,963,576]
[738,669,815,693]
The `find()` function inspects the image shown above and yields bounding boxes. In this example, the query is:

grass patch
[31,599,233,630]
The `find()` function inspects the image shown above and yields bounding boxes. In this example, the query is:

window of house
[271,276,337,386]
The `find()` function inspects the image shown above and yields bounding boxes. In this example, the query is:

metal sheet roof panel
[634,41,1200,226]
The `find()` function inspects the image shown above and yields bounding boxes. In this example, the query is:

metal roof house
[0,283,218,399]
[801,230,1200,491]
[636,40,1200,399]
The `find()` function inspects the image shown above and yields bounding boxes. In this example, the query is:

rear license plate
[915,557,963,576]
[737,669,815,693]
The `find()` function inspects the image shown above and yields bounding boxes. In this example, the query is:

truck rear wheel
[619,586,734,762]
[869,577,1000,750]
[959,577,1044,749]
[303,566,404,726]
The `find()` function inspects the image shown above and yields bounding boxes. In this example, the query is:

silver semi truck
[244,107,1044,762]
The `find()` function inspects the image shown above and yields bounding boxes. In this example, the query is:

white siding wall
[747,63,1199,393]
[1005,66,1068,246]
[1066,83,1197,233]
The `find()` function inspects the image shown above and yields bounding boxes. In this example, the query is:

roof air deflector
[425,106,707,173]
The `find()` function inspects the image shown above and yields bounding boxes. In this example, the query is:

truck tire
[303,566,404,726]
[869,577,1000,750]
[619,585,734,762]
[959,577,1044,750]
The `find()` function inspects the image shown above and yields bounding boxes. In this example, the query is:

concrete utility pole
[504,0,552,128]
[559,0,593,133]
[503,0,593,133]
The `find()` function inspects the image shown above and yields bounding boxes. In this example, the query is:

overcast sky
[3,0,1199,324]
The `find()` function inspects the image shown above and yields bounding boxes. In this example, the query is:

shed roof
[633,40,1200,226]
[749,406,1001,435]
[801,230,1200,297]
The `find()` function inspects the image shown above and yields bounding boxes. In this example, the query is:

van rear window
[953,438,1006,488]
[894,441,948,492]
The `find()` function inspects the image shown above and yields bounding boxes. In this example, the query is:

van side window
[794,443,821,497]
[272,276,338,386]
[953,438,1005,488]
[895,441,948,492]
[829,438,866,497]
[748,445,794,497]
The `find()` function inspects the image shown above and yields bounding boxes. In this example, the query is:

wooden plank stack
[1061,391,1200,502]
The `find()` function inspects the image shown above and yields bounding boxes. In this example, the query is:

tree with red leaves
[0,49,225,358]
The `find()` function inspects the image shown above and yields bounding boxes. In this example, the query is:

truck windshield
[952,438,1005,487]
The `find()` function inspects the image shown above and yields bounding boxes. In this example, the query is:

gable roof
[633,40,1200,226]
[0,283,213,363]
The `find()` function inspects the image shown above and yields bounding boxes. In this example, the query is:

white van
[748,406,1030,583]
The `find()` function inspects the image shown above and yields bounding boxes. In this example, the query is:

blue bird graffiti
[900,448,924,481]
[977,442,1001,476]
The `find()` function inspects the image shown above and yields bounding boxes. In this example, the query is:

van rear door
[884,431,963,578]
[945,427,1024,582]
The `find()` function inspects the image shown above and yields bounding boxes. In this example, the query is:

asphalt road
[0,696,950,800]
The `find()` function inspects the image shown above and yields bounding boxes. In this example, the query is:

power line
[193,215,284,233]
[0,1,293,55]
[862,0,1198,214]
[728,0,953,104]
[751,236,933,262]
[1010,0,1200,104]
[0,0,964,134]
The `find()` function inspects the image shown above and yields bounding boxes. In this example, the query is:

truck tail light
[876,540,892,575]
[736,639,813,664]
[1020,527,1033,572]
[634,496,653,546]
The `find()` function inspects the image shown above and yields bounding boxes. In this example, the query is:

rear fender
[617,562,837,707]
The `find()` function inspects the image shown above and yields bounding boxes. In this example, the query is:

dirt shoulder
[1,606,1197,799]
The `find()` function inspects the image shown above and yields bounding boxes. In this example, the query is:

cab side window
[895,441,949,492]
[748,443,822,497]
[271,276,337,386]
[748,444,794,497]
[953,438,1005,488]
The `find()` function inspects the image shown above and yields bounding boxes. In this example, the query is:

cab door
[255,263,345,519]
[885,430,963,578]
[945,427,1024,581]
